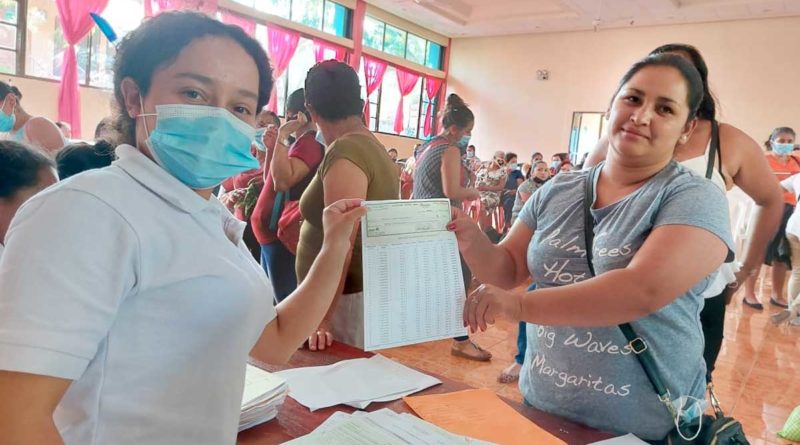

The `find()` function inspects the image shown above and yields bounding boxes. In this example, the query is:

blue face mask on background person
[139,103,259,189]
[550,160,560,169]
[0,97,16,132]
[254,127,267,152]
[772,141,795,156]
[457,135,471,149]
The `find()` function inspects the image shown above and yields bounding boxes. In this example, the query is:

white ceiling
[367,0,800,38]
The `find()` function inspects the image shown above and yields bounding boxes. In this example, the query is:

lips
[621,127,650,140]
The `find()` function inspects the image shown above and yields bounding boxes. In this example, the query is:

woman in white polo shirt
[0,12,365,445]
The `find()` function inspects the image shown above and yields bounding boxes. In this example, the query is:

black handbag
[582,166,749,445]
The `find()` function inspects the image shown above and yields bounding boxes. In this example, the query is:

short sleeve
[289,136,324,171]
[654,178,735,259]
[0,189,139,379]
[518,179,553,232]
[320,136,371,179]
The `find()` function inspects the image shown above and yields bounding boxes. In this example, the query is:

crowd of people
[0,9,796,445]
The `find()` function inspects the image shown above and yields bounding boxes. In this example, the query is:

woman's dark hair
[112,11,273,145]
[441,93,474,130]
[531,152,542,160]
[286,88,308,114]
[764,127,796,151]
[258,109,281,128]
[612,53,704,124]
[504,152,517,163]
[305,60,363,121]
[0,81,21,102]
[0,141,54,199]
[55,141,116,180]
[649,44,715,121]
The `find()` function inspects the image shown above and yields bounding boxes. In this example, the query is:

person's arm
[583,135,609,168]
[518,190,533,204]
[448,207,532,289]
[272,117,315,192]
[478,173,506,192]
[441,147,480,201]
[250,199,366,363]
[464,224,728,332]
[26,118,65,153]
[724,124,784,280]
[0,372,70,445]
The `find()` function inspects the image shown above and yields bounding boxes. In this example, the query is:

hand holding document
[239,364,289,431]
[361,199,468,351]
[404,389,565,445]
[275,354,441,411]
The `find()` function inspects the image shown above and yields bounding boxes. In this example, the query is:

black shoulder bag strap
[705,120,720,180]
[583,167,676,413]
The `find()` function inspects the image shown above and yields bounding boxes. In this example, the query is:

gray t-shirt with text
[518,161,733,440]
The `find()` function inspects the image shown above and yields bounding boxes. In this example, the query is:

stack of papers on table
[285,408,496,444]
[238,364,289,431]
[275,354,441,411]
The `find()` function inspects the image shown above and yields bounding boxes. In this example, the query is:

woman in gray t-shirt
[449,55,734,440]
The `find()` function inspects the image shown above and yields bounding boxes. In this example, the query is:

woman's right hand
[308,322,333,351]
[447,207,484,251]
[219,189,246,208]
[263,125,278,151]
[321,199,367,250]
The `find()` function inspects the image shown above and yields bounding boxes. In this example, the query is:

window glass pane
[274,74,287,115]
[323,1,348,37]
[26,0,89,82]
[377,66,399,133]
[426,42,442,70]
[362,16,384,50]
[406,34,425,65]
[285,37,315,104]
[255,0,290,19]
[0,23,15,49]
[358,69,377,131]
[291,0,323,30]
[89,0,144,88]
[0,49,14,74]
[383,25,406,58]
[0,0,17,24]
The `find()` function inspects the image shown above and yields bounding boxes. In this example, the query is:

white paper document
[285,408,495,445]
[239,364,289,431]
[361,199,468,351]
[589,434,650,445]
[275,354,441,411]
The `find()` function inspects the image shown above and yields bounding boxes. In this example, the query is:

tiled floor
[381,271,800,443]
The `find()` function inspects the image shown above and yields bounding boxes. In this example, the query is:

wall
[5,75,115,140]
[374,132,422,159]
[447,16,800,161]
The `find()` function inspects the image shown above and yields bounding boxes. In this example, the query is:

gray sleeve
[653,178,735,259]
[518,180,552,232]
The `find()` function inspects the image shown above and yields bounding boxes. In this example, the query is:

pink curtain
[220,11,255,36]
[313,39,346,63]
[55,0,109,139]
[145,0,218,17]
[362,55,387,125]
[264,25,300,113]
[393,68,420,134]
[423,77,443,137]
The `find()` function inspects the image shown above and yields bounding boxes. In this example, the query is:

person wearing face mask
[771,128,800,326]
[475,150,509,231]
[0,13,366,445]
[218,109,279,261]
[502,152,524,231]
[464,144,482,173]
[0,82,65,154]
[251,89,324,302]
[548,152,568,175]
[450,54,734,442]
[525,152,543,179]
[412,93,490,361]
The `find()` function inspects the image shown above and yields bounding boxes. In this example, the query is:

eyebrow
[175,72,259,101]
[626,88,679,105]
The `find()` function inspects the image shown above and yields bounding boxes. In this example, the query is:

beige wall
[373,132,422,159]
[448,16,800,162]
[6,75,115,140]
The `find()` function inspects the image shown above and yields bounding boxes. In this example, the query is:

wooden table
[237,343,612,445]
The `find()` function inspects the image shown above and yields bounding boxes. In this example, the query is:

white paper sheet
[276,354,440,411]
[361,199,468,351]
[588,433,650,445]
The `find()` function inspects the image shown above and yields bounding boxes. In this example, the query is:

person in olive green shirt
[297,61,399,351]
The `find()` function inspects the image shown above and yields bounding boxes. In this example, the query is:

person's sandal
[770,297,789,309]
[743,298,764,310]
[497,362,521,383]
[771,310,792,325]
[451,339,492,362]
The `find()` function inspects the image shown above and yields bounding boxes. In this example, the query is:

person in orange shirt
[742,127,798,309]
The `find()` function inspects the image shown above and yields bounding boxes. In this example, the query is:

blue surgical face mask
[315,127,326,146]
[457,135,471,150]
[772,141,794,156]
[254,127,267,152]
[0,97,16,132]
[139,103,259,189]
[672,395,707,442]
[466,151,475,158]
[550,160,560,169]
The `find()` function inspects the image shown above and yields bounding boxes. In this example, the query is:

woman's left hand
[321,199,367,249]
[463,284,522,333]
